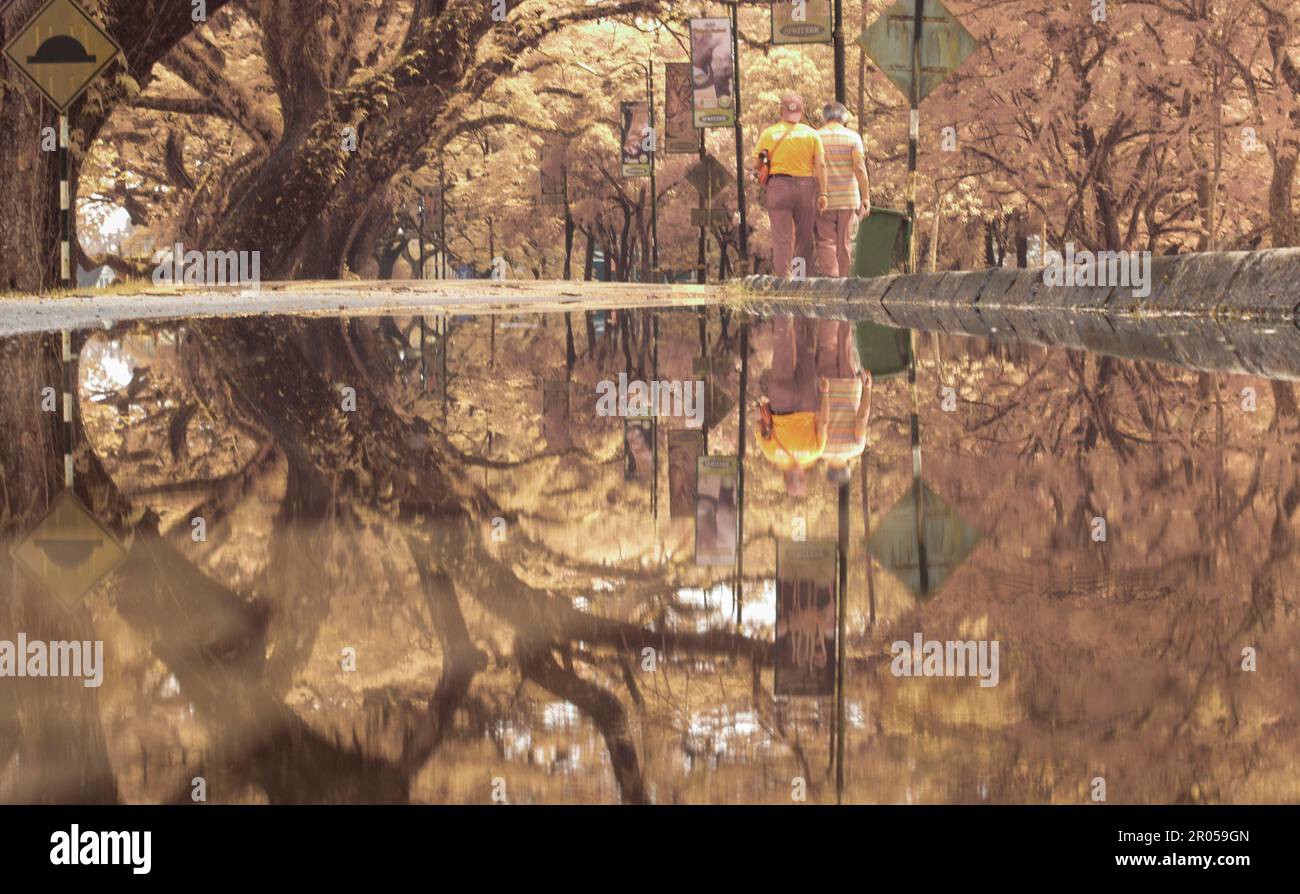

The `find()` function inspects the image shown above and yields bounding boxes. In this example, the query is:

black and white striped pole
[60,112,75,491]
[905,1,929,595]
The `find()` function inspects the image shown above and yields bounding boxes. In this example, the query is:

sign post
[5,0,123,495]
[859,0,976,602]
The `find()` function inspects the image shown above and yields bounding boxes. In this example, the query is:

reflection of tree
[1,313,768,804]
[6,317,1298,804]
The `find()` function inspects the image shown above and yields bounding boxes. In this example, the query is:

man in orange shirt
[747,94,828,277]
[757,314,829,496]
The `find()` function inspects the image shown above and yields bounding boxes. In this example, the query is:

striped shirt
[818,123,863,211]
[822,377,865,463]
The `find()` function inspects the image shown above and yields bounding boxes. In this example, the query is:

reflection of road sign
[691,356,735,428]
[11,490,128,606]
[859,0,977,103]
[686,154,734,197]
[867,479,979,599]
[3,0,124,111]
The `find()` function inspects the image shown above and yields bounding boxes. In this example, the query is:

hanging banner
[620,100,652,178]
[771,0,834,45]
[664,62,699,154]
[542,378,571,449]
[689,17,736,128]
[775,539,838,696]
[540,138,566,206]
[695,455,738,566]
[668,429,705,517]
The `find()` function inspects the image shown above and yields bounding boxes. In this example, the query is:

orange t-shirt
[757,411,826,470]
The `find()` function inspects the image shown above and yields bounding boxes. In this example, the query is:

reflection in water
[0,308,1297,805]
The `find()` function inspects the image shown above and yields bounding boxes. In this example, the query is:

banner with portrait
[669,429,705,517]
[664,62,698,153]
[620,101,652,178]
[775,540,838,696]
[695,455,738,566]
[689,18,736,128]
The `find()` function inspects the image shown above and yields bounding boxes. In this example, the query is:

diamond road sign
[867,479,980,599]
[11,489,128,606]
[3,0,123,111]
[859,0,977,104]
[686,154,733,198]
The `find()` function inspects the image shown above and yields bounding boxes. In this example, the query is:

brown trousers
[766,175,818,278]
[768,314,819,413]
[814,208,859,277]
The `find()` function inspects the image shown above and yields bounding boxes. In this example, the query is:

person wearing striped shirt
[816,318,872,486]
[814,102,871,277]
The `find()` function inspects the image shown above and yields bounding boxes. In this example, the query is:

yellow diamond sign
[867,479,980,600]
[2,0,123,111]
[11,489,128,606]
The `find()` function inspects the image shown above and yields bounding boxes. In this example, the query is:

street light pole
[833,0,847,104]
[730,1,749,270]
[647,61,660,280]
[574,58,659,282]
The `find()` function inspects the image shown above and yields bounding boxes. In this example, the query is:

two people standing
[749,95,871,278]
[751,95,875,494]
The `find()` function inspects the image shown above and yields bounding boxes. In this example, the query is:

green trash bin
[854,320,912,379]
[851,206,912,378]
[851,206,910,278]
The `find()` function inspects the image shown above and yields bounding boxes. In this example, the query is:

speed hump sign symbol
[2,0,123,111]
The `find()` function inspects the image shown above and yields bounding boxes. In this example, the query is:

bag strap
[766,124,795,170]
[759,402,801,466]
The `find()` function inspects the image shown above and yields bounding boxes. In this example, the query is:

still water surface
[1,307,1297,804]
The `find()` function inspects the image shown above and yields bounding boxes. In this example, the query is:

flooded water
[1,307,1297,804]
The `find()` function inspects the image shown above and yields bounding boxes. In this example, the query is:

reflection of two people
[757,315,872,495]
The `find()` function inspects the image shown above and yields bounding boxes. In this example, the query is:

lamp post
[575,58,659,281]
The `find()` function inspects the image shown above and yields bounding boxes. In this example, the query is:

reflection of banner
[664,62,698,154]
[689,18,736,128]
[540,138,566,205]
[775,540,838,696]
[542,378,571,449]
[668,429,705,517]
[771,0,833,45]
[695,455,738,566]
[620,101,652,178]
[625,414,654,480]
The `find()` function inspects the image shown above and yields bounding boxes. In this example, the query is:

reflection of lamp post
[416,198,427,280]
[575,59,659,281]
